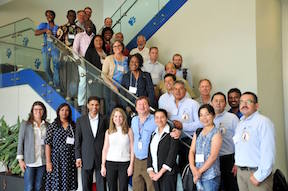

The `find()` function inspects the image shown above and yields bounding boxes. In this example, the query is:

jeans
[24,165,46,191]
[42,44,60,88]
[199,176,220,191]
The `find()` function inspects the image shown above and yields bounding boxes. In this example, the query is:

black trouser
[81,164,106,191]
[153,173,177,191]
[106,161,130,191]
[178,137,192,173]
[220,153,239,191]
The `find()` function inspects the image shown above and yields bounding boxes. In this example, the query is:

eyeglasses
[239,100,255,105]
[113,45,122,48]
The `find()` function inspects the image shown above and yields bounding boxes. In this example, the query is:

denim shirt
[195,127,220,180]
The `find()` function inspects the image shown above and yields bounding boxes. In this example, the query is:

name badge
[68,34,75,39]
[47,37,53,42]
[117,65,124,72]
[66,137,75,145]
[37,138,45,145]
[242,131,250,141]
[195,154,204,163]
[182,113,189,122]
[232,135,240,144]
[138,141,143,150]
[129,86,137,94]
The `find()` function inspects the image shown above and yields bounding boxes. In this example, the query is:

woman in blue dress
[45,103,77,191]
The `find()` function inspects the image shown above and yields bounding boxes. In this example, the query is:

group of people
[23,7,276,191]
[17,88,275,191]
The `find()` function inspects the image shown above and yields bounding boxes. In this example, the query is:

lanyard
[138,118,143,140]
[68,124,75,138]
[129,72,138,88]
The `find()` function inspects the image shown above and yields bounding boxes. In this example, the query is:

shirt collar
[216,110,226,118]
[89,113,99,121]
[33,120,45,128]
[240,111,258,121]
[154,124,170,135]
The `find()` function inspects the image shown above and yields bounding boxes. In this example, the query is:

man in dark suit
[75,96,107,191]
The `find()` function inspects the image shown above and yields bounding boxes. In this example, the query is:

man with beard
[172,53,194,89]
[227,88,243,119]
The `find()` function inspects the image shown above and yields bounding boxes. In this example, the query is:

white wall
[256,0,287,176]
[0,85,56,125]
[103,0,125,18]
[0,0,104,32]
[282,0,288,171]
[147,0,287,176]
[147,0,257,96]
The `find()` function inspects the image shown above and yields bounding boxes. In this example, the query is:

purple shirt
[73,32,94,57]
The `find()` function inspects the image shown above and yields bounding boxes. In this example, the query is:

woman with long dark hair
[45,103,77,191]
[17,101,48,191]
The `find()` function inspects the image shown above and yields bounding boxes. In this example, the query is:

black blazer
[85,47,102,70]
[147,125,179,175]
[75,114,108,170]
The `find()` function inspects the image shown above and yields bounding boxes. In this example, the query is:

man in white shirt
[164,80,202,173]
[75,96,108,191]
[130,35,150,63]
[142,47,164,86]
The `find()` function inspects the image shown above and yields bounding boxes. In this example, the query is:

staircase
[0,0,188,118]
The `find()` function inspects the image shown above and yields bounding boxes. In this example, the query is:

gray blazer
[17,121,47,164]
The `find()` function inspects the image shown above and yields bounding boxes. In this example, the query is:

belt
[136,157,147,161]
[238,166,258,171]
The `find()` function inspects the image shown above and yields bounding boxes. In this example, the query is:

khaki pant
[133,158,155,191]
[237,167,273,191]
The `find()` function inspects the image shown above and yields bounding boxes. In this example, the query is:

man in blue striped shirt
[234,92,275,191]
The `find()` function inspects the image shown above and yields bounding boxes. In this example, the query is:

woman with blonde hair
[101,107,134,191]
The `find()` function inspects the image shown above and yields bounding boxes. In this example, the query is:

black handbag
[181,128,203,191]
[182,164,195,191]
[273,169,288,191]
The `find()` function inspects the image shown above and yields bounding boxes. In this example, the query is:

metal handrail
[112,0,138,30]
[0,17,34,29]
[0,40,41,51]
[98,0,138,33]
[0,28,35,39]
[49,35,140,110]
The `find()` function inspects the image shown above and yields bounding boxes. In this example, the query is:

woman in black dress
[45,103,77,191]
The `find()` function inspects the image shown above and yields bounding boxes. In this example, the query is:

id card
[66,137,75,145]
[195,154,204,163]
[232,135,240,144]
[37,138,45,145]
[68,34,75,39]
[129,86,137,94]
[117,65,124,72]
[138,141,143,150]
